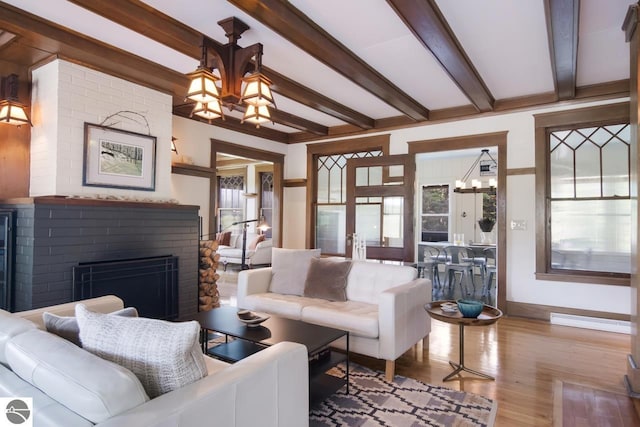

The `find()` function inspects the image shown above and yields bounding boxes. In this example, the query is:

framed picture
[83,123,156,191]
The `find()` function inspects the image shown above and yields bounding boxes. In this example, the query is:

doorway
[409,132,507,311]
[210,139,284,248]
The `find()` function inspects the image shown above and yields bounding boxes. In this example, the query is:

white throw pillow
[75,304,207,398]
[269,248,321,296]
[43,307,138,346]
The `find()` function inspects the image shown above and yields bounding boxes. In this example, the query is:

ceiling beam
[173,104,291,143]
[266,68,374,129]
[0,2,188,94]
[387,0,494,112]
[66,0,373,130]
[228,0,430,121]
[545,0,579,100]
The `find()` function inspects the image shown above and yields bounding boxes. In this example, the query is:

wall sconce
[0,74,31,127]
[454,149,497,194]
[170,136,178,154]
[185,17,276,128]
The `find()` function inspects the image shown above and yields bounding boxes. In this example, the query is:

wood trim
[535,272,629,286]
[306,134,391,248]
[545,0,579,100]
[283,179,307,188]
[171,163,215,178]
[507,167,536,176]
[210,139,285,248]
[288,82,628,144]
[387,0,493,112]
[534,102,631,285]
[229,0,429,121]
[506,300,630,322]
[0,195,199,211]
[408,132,508,313]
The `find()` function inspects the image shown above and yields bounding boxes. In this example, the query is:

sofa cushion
[269,248,321,296]
[0,310,37,367]
[346,261,418,304]
[216,231,232,246]
[0,363,94,427]
[75,304,207,398]
[43,307,138,346]
[302,301,379,339]
[6,329,149,424]
[248,233,265,250]
[243,293,326,320]
[303,258,352,301]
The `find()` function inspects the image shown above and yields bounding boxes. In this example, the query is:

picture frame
[83,123,157,191]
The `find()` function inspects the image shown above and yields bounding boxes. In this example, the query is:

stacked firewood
[199,240,221,311]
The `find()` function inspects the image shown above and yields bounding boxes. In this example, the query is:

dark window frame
[534,102,630,286]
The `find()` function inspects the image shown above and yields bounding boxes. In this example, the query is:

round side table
[425,300,503,381]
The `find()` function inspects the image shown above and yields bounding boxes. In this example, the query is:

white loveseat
[0,295,309,427]
[218,233,273,269]
[237,250,432,381]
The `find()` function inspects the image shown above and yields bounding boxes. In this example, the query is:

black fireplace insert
[73,255,179,320]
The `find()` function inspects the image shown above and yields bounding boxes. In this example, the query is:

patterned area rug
[310,364,497,427]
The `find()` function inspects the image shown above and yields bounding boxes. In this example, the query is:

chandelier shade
[186,68,221,105]
[191,101,223,122]
[242,104,271,127]
[241,72,275,107]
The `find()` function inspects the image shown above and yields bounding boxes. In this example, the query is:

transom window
[535,103,631,285]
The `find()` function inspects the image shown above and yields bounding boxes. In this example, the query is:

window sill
[535,272,630,286]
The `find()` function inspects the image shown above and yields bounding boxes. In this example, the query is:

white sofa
[0,296,309,427]
[237,256,431,381]
[218,233,273,268]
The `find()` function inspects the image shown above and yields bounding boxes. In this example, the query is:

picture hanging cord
[99,110,151,135]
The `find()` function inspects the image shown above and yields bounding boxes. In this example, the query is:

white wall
[282,97,631,316]
[30,59,173,199]
[170,116,288,237]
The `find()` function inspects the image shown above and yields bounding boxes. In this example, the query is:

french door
[345,155,415,262]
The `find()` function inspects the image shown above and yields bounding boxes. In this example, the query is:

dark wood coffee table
[189,305,349,403]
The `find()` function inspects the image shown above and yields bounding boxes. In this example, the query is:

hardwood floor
[217,270,632,426]
[351,317,631,427]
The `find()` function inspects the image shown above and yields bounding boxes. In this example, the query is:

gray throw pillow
[269,248,321,296]
[43,306,138,347]
[75,304,207,398]
[303,258,352,301]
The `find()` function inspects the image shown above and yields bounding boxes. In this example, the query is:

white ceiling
[1,0,634,137]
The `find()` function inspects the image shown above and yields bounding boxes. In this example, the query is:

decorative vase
[481,232,491,244]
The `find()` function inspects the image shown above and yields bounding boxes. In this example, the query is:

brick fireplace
[0,196,199,318]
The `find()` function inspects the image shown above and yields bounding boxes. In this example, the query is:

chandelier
[185,17,275,128]
[454,149,497,194]
[0,74,31,127]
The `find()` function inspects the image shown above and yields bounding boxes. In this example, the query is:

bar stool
[443,246,475,298]
[422,245,443,290]
[482,247,497,298]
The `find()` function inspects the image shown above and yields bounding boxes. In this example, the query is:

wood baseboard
[506,301,629,322]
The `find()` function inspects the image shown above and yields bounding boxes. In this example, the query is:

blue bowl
[456,299,484,318]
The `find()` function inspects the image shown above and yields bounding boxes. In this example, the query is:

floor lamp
[233,217,270,270]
